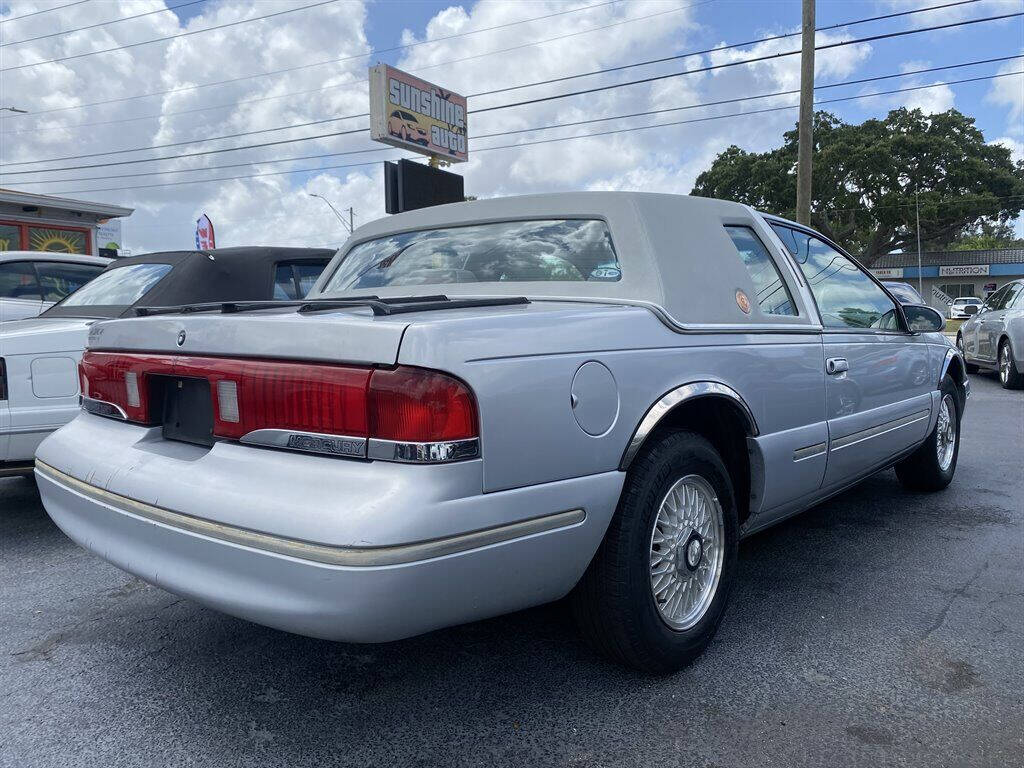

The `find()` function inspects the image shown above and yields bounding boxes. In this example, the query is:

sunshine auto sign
[369,64,467,162]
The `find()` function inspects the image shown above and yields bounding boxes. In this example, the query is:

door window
[770,224,898,330]
[35,261,105,301]
[982,285,1008,311]
[997,282,1022,309]
[0,261,41,299]
[723,226,796,316]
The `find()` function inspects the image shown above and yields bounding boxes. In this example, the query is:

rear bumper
[35,416,623,642]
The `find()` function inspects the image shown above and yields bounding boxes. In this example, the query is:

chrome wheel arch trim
[939,347,968,387]
[619,381,759,470]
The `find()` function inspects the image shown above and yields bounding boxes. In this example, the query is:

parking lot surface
[2,373,1021,768]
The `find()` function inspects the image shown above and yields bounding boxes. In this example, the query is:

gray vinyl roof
[315,192,817,329]
[871,248,1024,268]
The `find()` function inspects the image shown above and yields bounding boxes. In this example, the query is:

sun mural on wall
[28,227,86,253]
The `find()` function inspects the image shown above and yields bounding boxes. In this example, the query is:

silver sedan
[957,279,1024,389]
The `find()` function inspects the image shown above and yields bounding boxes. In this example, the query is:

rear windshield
[62,263,172,307]
[320,219,620,293]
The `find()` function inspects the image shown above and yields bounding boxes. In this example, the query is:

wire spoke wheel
[936,393,956,471]
[649,474,725,631]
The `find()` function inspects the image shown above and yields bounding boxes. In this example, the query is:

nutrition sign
[369,64,468,162]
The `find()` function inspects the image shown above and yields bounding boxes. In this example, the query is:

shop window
[28,227,87,254]
[0,224,20,251]
[938,283,976,299]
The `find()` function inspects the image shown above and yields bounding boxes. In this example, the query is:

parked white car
[949,296,982,320]
[0,251,110,322]
[1,247,333,477]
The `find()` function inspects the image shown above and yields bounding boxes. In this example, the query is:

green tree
[691,108,1024,266]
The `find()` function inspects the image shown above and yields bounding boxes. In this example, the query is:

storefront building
[0,189,133,256]
[869,248,1024,309]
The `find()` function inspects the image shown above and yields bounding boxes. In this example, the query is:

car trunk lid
[86,306,410,366]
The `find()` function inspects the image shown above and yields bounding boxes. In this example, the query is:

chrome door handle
[825,357,849,375]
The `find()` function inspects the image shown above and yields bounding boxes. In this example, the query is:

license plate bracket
[158,376,215,447]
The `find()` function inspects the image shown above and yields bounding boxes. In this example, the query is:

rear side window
[274,261,328,299]
[724,226,796,316]
[63,263,172,306]
[770,223,897,329]
[0,261,41,300]
[35,261,104,301]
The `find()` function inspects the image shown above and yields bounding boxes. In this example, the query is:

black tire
[998,339,1024,389]
[572,430,738,674]
[895,376,961,492]
[956,334,980,373]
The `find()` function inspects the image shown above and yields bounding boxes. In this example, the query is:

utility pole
[795,0,815,225]
[915,186,923,296]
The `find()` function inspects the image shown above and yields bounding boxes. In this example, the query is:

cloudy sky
[0,0,1021,254]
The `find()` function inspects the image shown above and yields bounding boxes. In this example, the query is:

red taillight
[179,357,372,441]
[368,367,477,442]
[79,351,478,458]
[80,352,173,423]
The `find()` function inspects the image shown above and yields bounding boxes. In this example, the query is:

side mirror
[904,304,945,333]
[963,304,979,316]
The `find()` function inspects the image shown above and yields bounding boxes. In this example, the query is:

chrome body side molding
[619,381,759,470]
[35,460,583,567]
[792,442,827,462]
[828,411,930,452]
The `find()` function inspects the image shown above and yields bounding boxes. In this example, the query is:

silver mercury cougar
[35,193,968,673]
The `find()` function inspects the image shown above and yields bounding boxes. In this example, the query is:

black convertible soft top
[42,246,336,319]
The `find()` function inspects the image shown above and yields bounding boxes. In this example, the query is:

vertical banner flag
[195,214,215,250]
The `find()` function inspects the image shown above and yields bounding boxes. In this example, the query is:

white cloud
[0,0,891,254]
[986,57,1024,132]
[992,136,1024,164]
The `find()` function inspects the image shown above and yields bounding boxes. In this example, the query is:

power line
[41,70,1022,196]
[15,55,1018,188]
[0,0,90,24]
[0,125,370,175]
[0,1,694,135]
[0,0,626,81]
[3,111,369,164]
[4,10,1019,172]
[0,0,207,47]
[471,10,1024,114]
[0,0,341,73]
[468,0,984,99]
[0,0,973,135]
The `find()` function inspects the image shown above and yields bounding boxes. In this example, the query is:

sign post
[369,64,468,213]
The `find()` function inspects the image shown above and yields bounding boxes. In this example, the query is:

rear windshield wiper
[135,297,381,317]
[136,294,530,318]
[296,295,530,315]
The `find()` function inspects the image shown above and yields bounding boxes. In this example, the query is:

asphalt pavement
[2,373,1022,768]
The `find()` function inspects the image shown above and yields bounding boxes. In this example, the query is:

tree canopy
[690,108,1024,265]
